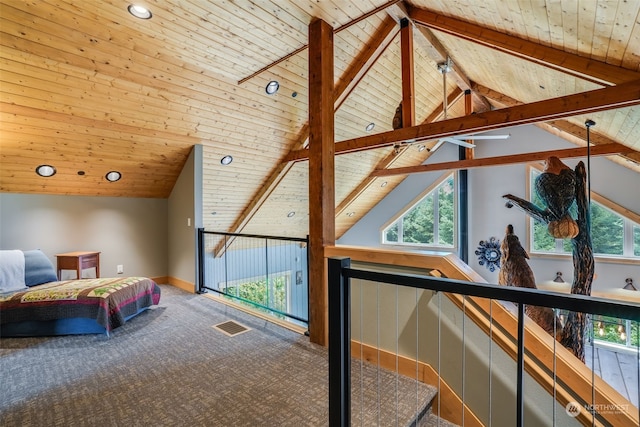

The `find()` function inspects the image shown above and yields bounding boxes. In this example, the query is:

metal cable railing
[328,257,640,427]
[197,229,309,326]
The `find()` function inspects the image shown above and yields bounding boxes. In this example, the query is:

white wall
[338,124,640,293]
[0,193,168,279]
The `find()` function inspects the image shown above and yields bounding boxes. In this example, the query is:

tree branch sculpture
[503,158,594,362]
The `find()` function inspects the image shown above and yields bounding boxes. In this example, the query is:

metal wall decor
[475,237,501,272]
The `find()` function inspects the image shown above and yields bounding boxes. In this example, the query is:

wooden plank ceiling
[1,0,639,239]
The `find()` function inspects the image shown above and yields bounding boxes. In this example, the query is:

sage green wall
[167,144,202,288]
[0,193,168,279]
[0,145,203,286]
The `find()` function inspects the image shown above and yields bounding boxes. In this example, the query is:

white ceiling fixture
[429,133,511,152]
[429,58,509,152]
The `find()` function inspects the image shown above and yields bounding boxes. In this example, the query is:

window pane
[591,204,623,255]
[403,194,434,244]
[634,225,640,257]
[437,176,455,246]
[533,220,556,251]
[385,222,399,243]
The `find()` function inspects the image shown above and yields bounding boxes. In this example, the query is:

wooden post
[400,18,415,127]
[308,18,335,346]
[464,89,474,160]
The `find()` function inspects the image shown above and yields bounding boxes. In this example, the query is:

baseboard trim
[164,277,195,293]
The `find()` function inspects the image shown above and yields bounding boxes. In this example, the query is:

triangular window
[382,173,456,249]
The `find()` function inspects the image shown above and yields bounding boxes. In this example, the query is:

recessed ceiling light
[128,4,152,19]
[365,122,375,132]
[346,212,355,217]
[265,80,279,95]
[292,91,297,98]
[380,181,387,187]
[418,145,426,152]
[211,211,217,215]
[35,164,56,177]
[105,171,122,182]
[287,211,295,218]
[221,155,233,165]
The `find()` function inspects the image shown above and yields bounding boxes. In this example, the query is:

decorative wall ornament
[475,237,501,272]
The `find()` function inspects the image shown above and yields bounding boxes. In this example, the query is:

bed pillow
[23,249,58,287]
[0,250,27,293]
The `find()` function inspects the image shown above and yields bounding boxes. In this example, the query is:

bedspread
[0,276,161,332]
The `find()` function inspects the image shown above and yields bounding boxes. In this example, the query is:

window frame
[380,172,457,251]
[527,164,640,263]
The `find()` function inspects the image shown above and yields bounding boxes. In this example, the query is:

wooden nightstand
[56,251,101,280]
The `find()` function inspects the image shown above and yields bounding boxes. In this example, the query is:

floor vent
[213,320,251,337]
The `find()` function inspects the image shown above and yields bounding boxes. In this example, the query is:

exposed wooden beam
[224,18,398,240]
[470,82,518,106]
[387,2,491,112]
[407,5,640,86]
[334,16,399,110]
[424,87,464,123]
[237,0,402,84]
[371,143,630,177]
[307,18,334,347]
[285,79,640,161]
[540,121,640,165]
[335,88,463,217]
[464,89,474,160]
[472,82,640,165]
[400,18,415,127]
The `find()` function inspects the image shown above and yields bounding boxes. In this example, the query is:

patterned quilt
[0,277,161,331]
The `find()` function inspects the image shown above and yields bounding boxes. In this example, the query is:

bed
[0,249,161,337]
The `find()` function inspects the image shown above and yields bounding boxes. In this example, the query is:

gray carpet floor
[1,285,445,427]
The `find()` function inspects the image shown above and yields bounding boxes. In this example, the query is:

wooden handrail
[325,245,639,427]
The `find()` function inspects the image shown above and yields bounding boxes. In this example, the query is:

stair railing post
[517,302,525,427]
[197,228,205,293]
[328,257,351,427]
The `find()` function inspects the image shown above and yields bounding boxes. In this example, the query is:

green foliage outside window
[402,193,435,244]
[383,174,455,248]
[591,204,623,255]
[437,178,455,245]
[530,169,638,258]
[593,316,639,347]
[385,223,398,242]
[224,275,287,318]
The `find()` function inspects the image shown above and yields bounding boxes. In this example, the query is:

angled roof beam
[334,16,399,111]
[336,87,463,217]
[387,3,491,112]
[472,82,640,165]
[400,18,416,127]
[371,143,631,177]
[407,5,640,86]
[285,79,640,161]
[238,0,401,85]
[222,17,398,238]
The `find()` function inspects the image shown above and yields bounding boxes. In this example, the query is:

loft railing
[197,229,309,327]
[327,256,640,427]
